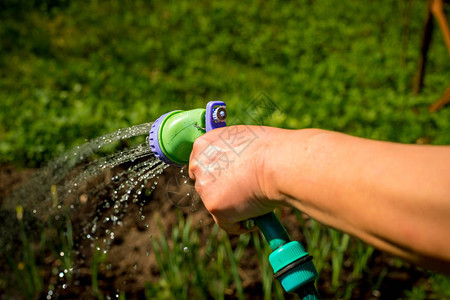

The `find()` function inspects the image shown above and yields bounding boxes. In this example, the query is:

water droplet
[183,247,189,253]
[59,272,64,278]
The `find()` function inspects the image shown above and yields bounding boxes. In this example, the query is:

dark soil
[0,164,432,300]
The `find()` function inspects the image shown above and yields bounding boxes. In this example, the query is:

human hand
[188,125,282,234]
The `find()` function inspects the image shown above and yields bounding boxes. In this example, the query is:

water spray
[149,101,320,299]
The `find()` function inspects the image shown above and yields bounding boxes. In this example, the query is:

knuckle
[192,136,207,151]
[188,161,198,176]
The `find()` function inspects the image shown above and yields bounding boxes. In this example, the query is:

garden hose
[148,101,320,299]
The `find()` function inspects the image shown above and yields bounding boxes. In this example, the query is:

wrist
[260,128,331,206]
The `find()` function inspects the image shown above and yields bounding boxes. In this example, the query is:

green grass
[2,204,76,300]
[7,206,44,299]
[148,211,249,300]
[0,0,449,166]
[92,246,108,300]
[148,211,291,300]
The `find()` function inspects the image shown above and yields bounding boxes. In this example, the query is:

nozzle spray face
[149,101,226,166]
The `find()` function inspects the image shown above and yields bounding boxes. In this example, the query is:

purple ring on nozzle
[148,111,176,165]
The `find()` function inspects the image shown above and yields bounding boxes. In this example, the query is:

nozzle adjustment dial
[212,106,227,123]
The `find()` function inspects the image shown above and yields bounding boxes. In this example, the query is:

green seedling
[92,246,108,300]
[149,211,250,300]
[6,206,44,299]
[329,229,350,290]
[351,239,374,280]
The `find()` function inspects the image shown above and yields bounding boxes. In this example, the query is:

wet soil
[0,164,432,300]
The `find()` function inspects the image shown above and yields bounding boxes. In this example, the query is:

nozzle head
[149,101,227,166]
[148,111,179,165]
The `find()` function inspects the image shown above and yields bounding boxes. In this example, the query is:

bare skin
[188,125,450,274]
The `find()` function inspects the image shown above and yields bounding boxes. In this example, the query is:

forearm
[265,129,450,272]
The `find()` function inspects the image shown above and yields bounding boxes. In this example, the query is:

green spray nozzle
[149,101,320,299]
[149,101,226,165]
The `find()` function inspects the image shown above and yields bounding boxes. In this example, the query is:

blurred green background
[1,0,449,167]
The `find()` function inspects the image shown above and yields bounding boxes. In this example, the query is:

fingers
[188,141,198,180]
[212,215,250,235]
[188,165,195,181]
[191,161,248,235]
[193,179,204,198]
[188,136,207,180]
[188,128,254,235]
